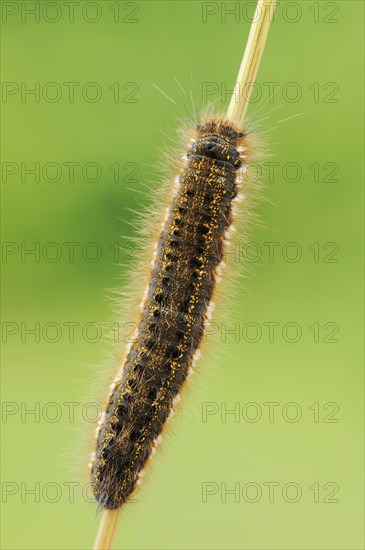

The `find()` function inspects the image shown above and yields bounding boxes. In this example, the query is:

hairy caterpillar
[91,119,248,509]
[91,1,276,547]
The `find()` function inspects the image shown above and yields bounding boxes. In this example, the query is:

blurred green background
[1,1,364,549]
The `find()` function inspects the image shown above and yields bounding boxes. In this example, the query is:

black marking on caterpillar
[91,117,249,510]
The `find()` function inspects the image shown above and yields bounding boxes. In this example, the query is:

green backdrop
[1,1,364,549]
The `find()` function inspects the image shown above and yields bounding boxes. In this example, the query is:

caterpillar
[91,119,247,509]
[91,1,276,547]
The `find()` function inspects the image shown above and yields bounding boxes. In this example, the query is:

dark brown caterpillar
[91,118,248,510]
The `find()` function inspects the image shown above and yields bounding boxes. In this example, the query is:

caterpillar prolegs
[91,0,276,547]
[91,120,248,509]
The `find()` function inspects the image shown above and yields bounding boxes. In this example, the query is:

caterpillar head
[189,135,242,168]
